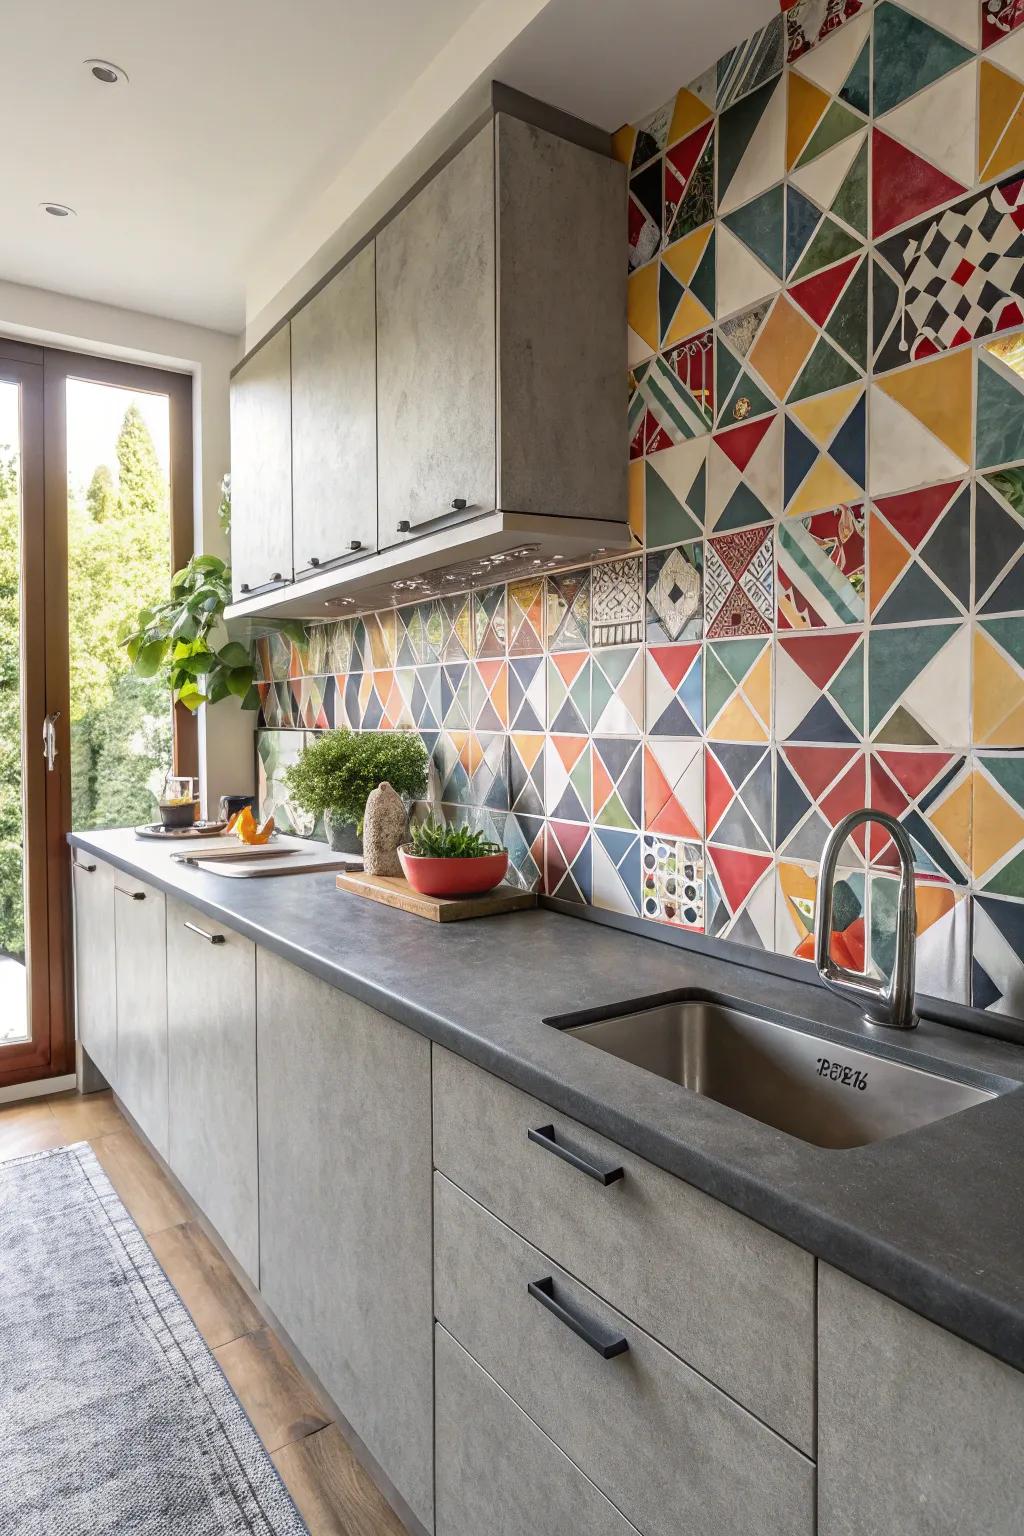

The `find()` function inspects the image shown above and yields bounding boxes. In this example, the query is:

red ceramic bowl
[399,847,509,898]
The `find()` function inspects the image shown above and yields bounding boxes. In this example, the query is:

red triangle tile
[778,632,859,689]
[714,413,775,474]
[876,749,953,801]
[873,482,961,549]
[872,130,966,239]
[788,254,859,327]
[650,642,700,691]
[551,821,589,864]
[666,120,714,185]
[821,761,868,846]
[707,846,771,914]
[785,746,858,802]
[704,750,735,836]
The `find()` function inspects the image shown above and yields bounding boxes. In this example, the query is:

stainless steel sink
[556,999,998,1149]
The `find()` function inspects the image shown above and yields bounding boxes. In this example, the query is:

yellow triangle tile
[986,700,1024,747]
[669,87,712,145]
[628,459,644,543]
[787,73,831,170]
[627,263,659,353]
[787,454,862,518]
[662,224,713,288]
[745,649,773,726]
[973,630,1024,743]
[980,62,1024,176]
[876,351,973,466]
[514,733,545,772]
[929,778,972,866]
[988,99,1024,179]
[915,884,957,936]
[612,124,637,166]
[663,291,714,346]
[972,769,1024,877]
[790,383,862,448]
[709,695,767,742]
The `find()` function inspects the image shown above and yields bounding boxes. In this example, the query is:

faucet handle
[815,809,918,1031]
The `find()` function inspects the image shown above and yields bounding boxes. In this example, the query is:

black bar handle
[183,920,226,946]
[528,1277,629,1360]
[528,1124,624,1185]
[397,519,411,533]
[77,862,97,873]
[130,891,146,902]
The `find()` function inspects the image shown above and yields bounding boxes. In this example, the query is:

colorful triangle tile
[871,128,967,238]
[874,3,974,116]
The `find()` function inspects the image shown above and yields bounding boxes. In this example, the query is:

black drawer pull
[308,555,321,567]
[77,862,97,873]
[183,920,226,946]
[397,519,411,533]
[451,497,467,511]
[349,539,362,551]
[528,1277,629,1360]
[528,1124,624,1185]
[240,582,250,593]
[270,571,282,582]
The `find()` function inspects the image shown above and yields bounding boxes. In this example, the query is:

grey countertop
[72,827,1024,1374]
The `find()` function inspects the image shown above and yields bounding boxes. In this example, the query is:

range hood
[224,509,632,623]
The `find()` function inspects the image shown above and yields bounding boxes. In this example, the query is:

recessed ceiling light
[41,203,76,218]
[85,58,128,85]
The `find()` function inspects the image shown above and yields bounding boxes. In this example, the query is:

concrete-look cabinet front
[255,949,435,1531]
[229,323,293,600]
[166,896,259,1283]
[71,852,117,1085]
[112,873,168,1158]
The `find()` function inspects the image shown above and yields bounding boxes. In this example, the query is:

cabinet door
[256,949,433,1530]
[113,876,168,1156]
[230,325,293,599]
[166,898,258,1281]
[819,1265,1024,1535]
[376,123,496,545]
[72,854,117,1086]
[291,244,377,574]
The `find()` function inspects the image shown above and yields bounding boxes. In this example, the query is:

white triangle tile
[745,411,784,515]
[774,646,821,740]
[896,0,980,50]
[868,387,969,495]
[790,9,872,95]
[591,837,635,915]
[719,78,786,215]
[628,325,655,368]
[706,438,743,528]
[904,624,970,747]
[878,61,978,190]
[717,224,779,320]
[789,129,866,211]
[915,897,969,1004]
[989,26,1024,86]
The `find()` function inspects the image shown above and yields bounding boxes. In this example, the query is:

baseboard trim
[0,1073,76,1105]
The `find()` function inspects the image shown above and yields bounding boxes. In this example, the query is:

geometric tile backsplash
[256,0,1024,1020]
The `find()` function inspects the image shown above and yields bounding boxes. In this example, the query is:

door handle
[528,1124,624,1185]
[527,1277,629,1359]
[183,920,226,945]
[42,712,60,772]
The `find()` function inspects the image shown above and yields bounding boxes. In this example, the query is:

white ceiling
[0,0,774,338]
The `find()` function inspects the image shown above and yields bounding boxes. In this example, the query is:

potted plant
[283,729,429,853]
[399,818,509,898]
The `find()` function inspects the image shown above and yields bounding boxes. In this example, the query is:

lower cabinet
[819,1264,1024,1535]
[256,949,434,1531]
[435,1325,640,1536]
[434,1172,815,1536]
[113,874,168,1157]
[166,897,258,1281]
[72,852,117,1085]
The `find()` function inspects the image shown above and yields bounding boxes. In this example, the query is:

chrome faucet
[815,810,918,1031]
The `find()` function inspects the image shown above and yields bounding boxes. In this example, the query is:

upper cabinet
[226,93,628,621]
[376,125,497,544]
[230,324,293,602]
[291,243,378,575]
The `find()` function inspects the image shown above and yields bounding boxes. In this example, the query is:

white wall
[0,279,251,812]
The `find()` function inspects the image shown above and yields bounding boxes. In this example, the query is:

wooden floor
[0,1090,408,1536]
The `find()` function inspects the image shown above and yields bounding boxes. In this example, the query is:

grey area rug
[0,1142,308,1535]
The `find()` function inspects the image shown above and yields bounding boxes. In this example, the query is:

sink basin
[551,997,998,1149]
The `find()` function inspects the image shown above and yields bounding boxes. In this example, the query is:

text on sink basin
[816,1057,869,1091]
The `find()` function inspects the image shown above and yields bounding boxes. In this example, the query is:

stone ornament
[363,782,408,876]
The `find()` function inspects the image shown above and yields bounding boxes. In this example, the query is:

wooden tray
[336,870,536,922]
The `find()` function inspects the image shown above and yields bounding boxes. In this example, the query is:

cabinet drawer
[113,875,168,1157]
[432,1047,814,1451]
[72,855,117,1085]
[435,1175,814,1536]
[435,1324,640,1536]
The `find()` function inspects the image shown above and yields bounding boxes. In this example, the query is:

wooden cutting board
[336,870,536,922]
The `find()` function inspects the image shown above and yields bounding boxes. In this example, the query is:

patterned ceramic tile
[257,730,318,838]
[868,750,971,884]
[592,828,644,916]
[591,557,645,645]
[508,654,546,731]
[644,739,704,838]
[706,742,773,852]
[592,737,644,830]
[776,859,865,964]
[546,570,591,651]
[509,734,546,819]
[642,835,705,928]
[591,646,645,735]
[664,121,716,246]
[646,542,704,641]
[972,892,1024,1013]
[975,465,1024,615]
[546,652,590,734]
[868,873,970,1005]
[869,480,970,622]
[508,578,545,656]
[544,737,591,822]
[867,623,970,747]
[546,822,592,904]
[777,503,865,627]
[706,412,784,530]
[776,631,864,742]
[646,643,703,736]
[705,847,776,947]
[776,745,868,862]
[643,438,708,547]
[705,637,772,742]
[471,660,509,731]
[704,526,774,638]
[473,586,507,659]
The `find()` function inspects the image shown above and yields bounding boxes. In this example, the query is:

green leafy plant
[408,818,503,859]
[218,473,232,537]
[283,729,429,833]
[119,554,259,711]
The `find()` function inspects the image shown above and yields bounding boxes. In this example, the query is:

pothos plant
[119,553,302,712]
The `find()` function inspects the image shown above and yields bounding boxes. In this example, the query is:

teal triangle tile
[723,185,785,278]
[900,811,967,886]
[786,187,822,277]
[784,417,819,504]
[792,218,862,283]
[981,617,1024,669]
[868,625,957,730]
[718,481,772,531]
[980,557,1024,616]
[983,754,1024,812]
[840,38,871,117]
[920,487,970,609]
[789,336,861,403]
[691,233,717,314]
[797,100,864,169]
[874,562,959,625]
[977,355,1024,471]
[719,368,776,429]
[646,462,703,545]
[873,2,973,117]
[717,337,742,410]
[659,264,685,340]
[825,260,869,370]
[718,77,777,204]
[871,258,902,367]
[829,392,866,485]
[829,650,864,736]
[831,137,869,238]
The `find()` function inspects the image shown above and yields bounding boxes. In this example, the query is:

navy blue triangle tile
[972,957,1002,1012]
[787,695,859,744]
[787,186,821,277]
[784,417,819,505]
[649,697,701,736]
[829,393,866,487]
[713,742,765,787]
[976,483,1023,601]
[920,486,970,610]
[775,755,811,848]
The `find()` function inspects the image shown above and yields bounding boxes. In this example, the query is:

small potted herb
[399,818,509,898]
[283,729,428,853]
